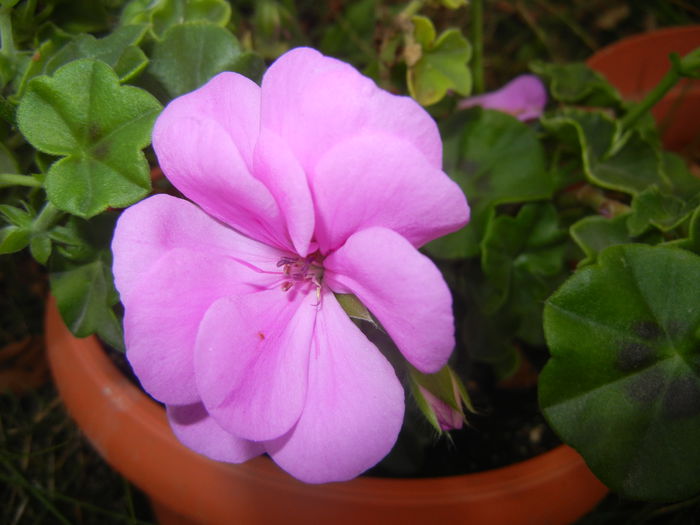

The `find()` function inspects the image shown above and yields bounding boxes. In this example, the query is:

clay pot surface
[587,25,700,152]
[46,297,607,525]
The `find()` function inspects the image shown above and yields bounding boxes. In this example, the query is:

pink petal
[311,132,469,253]
[458,74,547,121]
[324,227,455,373]
[156,72,261,169]
[253,129,315,257]
[112,194,284,304]
[194,290,318,442]
[123,248,274,405]
[153,84,293,251]
[266,291,404,483]
[260,47,442,171]
[167,402,265,462]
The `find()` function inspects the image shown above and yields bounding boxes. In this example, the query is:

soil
[367,360,561,478]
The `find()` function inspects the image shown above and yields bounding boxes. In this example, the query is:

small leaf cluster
[0,0,264,349]
[430,52,700,500]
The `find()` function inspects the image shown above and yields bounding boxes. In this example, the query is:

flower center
[276,252,324,295]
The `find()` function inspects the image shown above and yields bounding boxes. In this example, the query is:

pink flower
[111,48,469,483]
[458,74,547,121]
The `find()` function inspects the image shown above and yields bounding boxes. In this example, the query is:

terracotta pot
[45,298,607,525]
[587,25,700,153]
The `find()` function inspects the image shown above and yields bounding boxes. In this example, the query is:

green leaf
[49,214,124,350]
[628,187,698,237]
[427,109,553,259]
[481,203,567,311]
[319,0,376,67]
[0,204,32,227]
[17,59,161,218]
[29,234,51,264]
[0,141,19,173]
[148,22,255,99]
[530,61,622,107]
[407,22,471,106]
[542,109,664,196]
[570,214,634,266]
[149,0,232,38]
[0,225,30,254]
[540,244,700,500]
[14,24,150,99]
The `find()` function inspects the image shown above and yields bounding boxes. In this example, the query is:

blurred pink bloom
[458,74,547,121]
[112,48,469,483]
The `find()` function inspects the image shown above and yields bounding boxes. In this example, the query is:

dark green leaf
[530,61,622,107]
[17,59,161,218]
[43,24,150,83]
[481,203,566,311]
[49,214,124,350]
[541,244,700,500]
[570,214,633,265]
[146,0,232,38]
[148,22,252,98]
[542,109,664,195]
[427,108,553,259]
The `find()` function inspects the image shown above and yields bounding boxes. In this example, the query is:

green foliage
[428,108,553,259]
[531,60,622,107]
[14,24,150,98]
[121,0,231,38]
[148,22,262,99]
[540,244,700,500]
[17,59,161,218]
[406,16,471,106]
[50,214,124,351]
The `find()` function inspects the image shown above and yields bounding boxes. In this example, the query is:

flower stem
[470,0,484,94]
[0,3,16,57]
[33,201,63,233]
[620,65,680,131]
[0,173,41,188]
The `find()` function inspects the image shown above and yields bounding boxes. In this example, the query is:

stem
[399,0,424,20]
[0,4,15,56]
[0,173,41,188]
[470,0,484,93]
[620,62,680,131]
[33,201,63,233]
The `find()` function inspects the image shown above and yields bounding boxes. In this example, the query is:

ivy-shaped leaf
[627,153,700,237]
[530,61,622,107]
[542,108,664,196]
[14,25,149,99]
[121,0,231,39]
[149,22,262,99]
[17,59,162,218]
[540,244,700,500]
[570,214,634,266]
[427,108,553,259]
[49,214,124,350]
[481,203,567,312]
[407,16,471,106]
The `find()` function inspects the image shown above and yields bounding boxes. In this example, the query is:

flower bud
[410,365,473,433]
